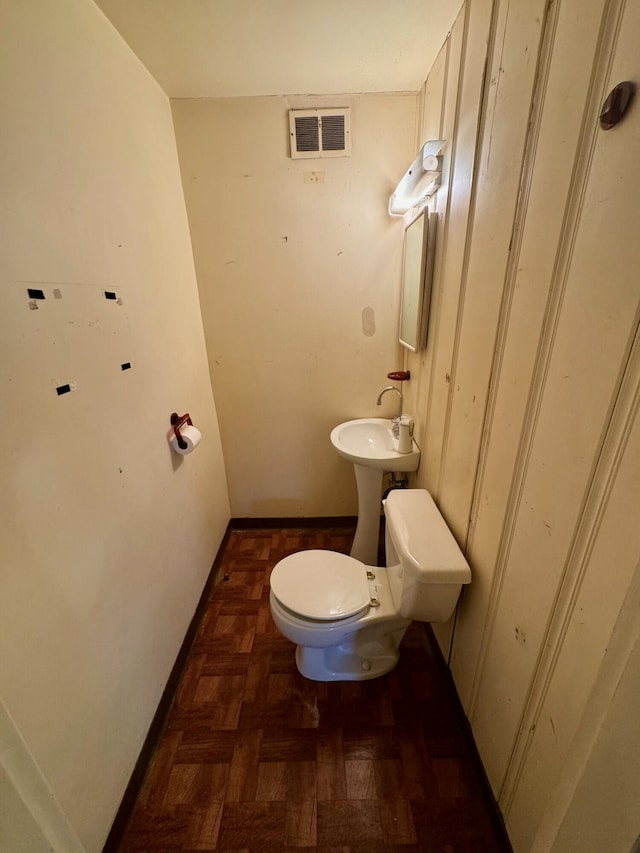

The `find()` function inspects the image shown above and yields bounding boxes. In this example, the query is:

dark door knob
[600,81,635,130]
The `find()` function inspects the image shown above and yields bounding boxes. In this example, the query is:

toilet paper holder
[170,412,193,451]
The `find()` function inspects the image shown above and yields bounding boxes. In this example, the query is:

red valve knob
[387,370,410,381]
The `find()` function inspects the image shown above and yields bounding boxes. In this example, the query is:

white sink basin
[330,418,420,473]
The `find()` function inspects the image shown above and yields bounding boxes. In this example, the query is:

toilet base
[294,618,410,681]
[295,645,398,681]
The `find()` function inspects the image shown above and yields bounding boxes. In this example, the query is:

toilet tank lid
[384,489,471,584]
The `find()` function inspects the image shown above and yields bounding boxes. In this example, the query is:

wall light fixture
[389,140,446,216]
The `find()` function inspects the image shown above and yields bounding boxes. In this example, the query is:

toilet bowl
[269,489,472,681]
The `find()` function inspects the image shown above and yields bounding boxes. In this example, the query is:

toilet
[269,488,472,681]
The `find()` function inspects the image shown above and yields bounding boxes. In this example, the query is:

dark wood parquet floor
[118,525,512,853]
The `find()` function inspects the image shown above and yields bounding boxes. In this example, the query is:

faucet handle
[387,370,410,381]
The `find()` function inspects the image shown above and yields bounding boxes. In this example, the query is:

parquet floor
[118,525,511,852]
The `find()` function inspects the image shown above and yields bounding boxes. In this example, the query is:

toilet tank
[383,489,471,622]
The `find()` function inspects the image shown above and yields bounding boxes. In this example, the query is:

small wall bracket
[170,412,192,451]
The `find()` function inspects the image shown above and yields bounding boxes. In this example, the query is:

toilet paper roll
[170,424,202,455]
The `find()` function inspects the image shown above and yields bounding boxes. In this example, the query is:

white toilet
[269,488,472,681]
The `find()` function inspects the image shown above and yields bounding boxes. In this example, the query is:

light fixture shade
[389,140,446,216]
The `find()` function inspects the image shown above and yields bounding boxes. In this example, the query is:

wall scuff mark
[361,306,376,337]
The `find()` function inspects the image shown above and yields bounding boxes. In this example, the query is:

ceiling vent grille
[289,108,351,159]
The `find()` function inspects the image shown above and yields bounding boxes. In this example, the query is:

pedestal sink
[330,418,420,565]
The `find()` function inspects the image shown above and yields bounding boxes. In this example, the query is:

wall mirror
[399,208,438,351]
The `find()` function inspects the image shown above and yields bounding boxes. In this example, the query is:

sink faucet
[376,386,403,435]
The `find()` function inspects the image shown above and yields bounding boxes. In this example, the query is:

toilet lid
[270,550,370,621]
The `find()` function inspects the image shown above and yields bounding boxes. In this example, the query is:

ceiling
[94,0,462,99]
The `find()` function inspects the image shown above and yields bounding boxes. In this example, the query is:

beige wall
[0,1,229,849]
[406,0,640,850]
[172,94,415,517]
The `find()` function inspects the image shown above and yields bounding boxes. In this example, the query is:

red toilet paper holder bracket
[170,412,192,451]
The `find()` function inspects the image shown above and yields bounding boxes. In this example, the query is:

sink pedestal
[350,464,384,566]
[330,418,420,567]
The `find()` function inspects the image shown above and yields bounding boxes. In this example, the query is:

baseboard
[230,515,358,529]
[102,521,232,853]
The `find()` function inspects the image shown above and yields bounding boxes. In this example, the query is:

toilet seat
[270,550,370,621]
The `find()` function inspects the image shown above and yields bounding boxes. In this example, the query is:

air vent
[289,109,351,159]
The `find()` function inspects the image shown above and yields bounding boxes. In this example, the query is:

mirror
[399,208,437,351]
